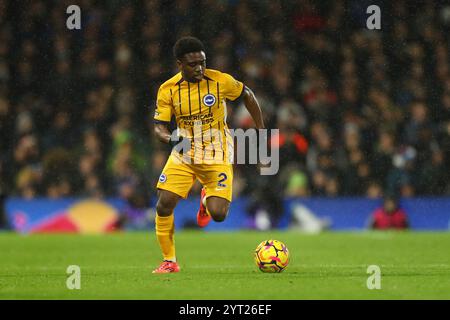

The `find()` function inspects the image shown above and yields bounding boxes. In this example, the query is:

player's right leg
[153,154,196,273]
[153,189,181,273]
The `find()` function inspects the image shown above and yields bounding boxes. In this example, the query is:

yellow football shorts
[156,153,233,202]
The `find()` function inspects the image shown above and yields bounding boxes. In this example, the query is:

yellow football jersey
[154,69,244,164]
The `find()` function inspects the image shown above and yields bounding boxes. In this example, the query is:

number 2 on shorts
[218,173,227,188]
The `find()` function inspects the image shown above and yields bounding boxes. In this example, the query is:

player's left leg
[205,196,230,222]
[195,163,233,227]
[197,187,210,227]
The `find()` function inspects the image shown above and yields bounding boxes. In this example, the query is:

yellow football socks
[155,213,176,262]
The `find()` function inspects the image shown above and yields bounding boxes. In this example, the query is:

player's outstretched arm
[242,86,265,130]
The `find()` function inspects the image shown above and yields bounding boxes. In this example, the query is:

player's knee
[208,206,228,222]
[156,198,175,217]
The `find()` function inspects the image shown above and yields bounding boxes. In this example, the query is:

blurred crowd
[0,0,450,221]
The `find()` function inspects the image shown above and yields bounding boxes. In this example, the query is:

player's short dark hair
[173,36,205,60]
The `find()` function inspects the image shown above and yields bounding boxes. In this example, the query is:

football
[254,239,290,273]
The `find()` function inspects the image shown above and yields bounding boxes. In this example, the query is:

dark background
[0,1,449,225]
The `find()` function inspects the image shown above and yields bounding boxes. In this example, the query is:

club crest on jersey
[159,174,167,183]
[203,94,216,107]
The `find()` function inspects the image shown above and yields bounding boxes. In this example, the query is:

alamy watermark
[66,265,81,290]
[170,127,279,176]
[366,265,381,290]
[66,5,81,30]
[366,5,381,30]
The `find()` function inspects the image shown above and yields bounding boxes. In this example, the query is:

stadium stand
[0,1,449,228]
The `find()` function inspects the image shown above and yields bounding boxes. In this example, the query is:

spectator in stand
[0,0,448,206]
[369,195,409,230]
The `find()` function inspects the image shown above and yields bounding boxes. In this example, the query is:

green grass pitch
[0,231,449,299]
